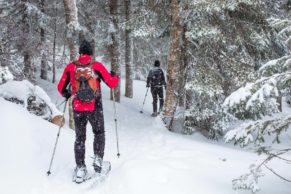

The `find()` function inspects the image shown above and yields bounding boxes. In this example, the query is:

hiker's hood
[78,54,92,65]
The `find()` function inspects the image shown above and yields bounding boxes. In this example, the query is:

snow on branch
[189,0,263,12]
[223,76,282,120]
[225,114,291,147]
[232,149,291,193]
[232,164,264,193]
[224,54,291,121]
[259,55,291,77]
[23,2,51,27]
[0,66,13,84]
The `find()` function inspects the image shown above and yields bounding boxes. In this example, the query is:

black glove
[110,70,116,76]
[63,90,71,100]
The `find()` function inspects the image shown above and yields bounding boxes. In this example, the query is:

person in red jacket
[58,40,119,183]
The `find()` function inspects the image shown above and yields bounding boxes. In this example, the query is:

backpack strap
[73,60,94,67]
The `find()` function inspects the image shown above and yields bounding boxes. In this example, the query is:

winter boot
[73,165,87,183]
[151,112,158,117]
[93,155,103,173]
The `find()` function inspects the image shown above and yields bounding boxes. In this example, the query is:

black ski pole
[140,87,149,113]
[47,99,68,176]
[112,89,120,158]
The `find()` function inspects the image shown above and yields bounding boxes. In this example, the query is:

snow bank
[0,80,290,194]
[0,80,61,119]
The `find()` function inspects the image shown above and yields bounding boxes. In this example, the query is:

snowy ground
[0,79,290,194]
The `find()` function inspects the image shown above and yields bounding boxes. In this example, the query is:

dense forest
[0,0,291,193]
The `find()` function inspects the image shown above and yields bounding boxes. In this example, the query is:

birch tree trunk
[40,0,47,80]
[163,0,182,130]
[63,0,79,129]
[109,0,121,102]
[125,0,133,98]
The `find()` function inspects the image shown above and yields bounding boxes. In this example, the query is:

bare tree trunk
[178,24,188,107]
[63,0,79,129]
[52,2,57,83]
[23,51,34,81]
[125,0,133,98]
[163,0,182,130]
[109,0,120,102]
[277,96,282,112]
[63,0,79,61]
[40,0,47,80]
[22,0,34,82]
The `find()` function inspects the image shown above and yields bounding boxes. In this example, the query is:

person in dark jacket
[57,40,119,183]
[146,60,166,117]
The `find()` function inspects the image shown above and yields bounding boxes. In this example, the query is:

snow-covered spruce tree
[0,0,67,81]
[182,0,285,138]
[0,0,40,81]
[120,0,171,81]
[223,0,291,127]
[223,3,291,191]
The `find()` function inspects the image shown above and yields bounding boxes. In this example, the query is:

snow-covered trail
[0,80,290,194]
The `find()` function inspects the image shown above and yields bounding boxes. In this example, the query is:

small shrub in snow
[232,164,264,193]
[232,148,291,193]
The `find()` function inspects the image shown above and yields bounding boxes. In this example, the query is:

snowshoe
[73,165,87,184]
[77,161,111,187]
[151,112,158,117]
[89,161,111,185]
[92,155,102,173]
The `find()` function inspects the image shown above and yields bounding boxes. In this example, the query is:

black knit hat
[154,60,160,67]
[79,40,93,55]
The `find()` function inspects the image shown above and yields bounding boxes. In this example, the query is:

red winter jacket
[58,54,119,111]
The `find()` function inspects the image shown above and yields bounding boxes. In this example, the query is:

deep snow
[0,80,290,194]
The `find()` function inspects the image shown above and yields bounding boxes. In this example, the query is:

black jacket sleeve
[146,70,152,86]
[61,72,71,96]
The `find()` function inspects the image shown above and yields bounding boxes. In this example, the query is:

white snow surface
[0,80,290,194]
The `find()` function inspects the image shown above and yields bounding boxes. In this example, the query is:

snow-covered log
[0,80,62,121]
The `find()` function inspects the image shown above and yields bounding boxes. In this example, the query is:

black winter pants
[73,97,105,167]
[151,87,164,113]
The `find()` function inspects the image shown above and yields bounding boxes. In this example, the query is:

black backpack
[151,68,163,86]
